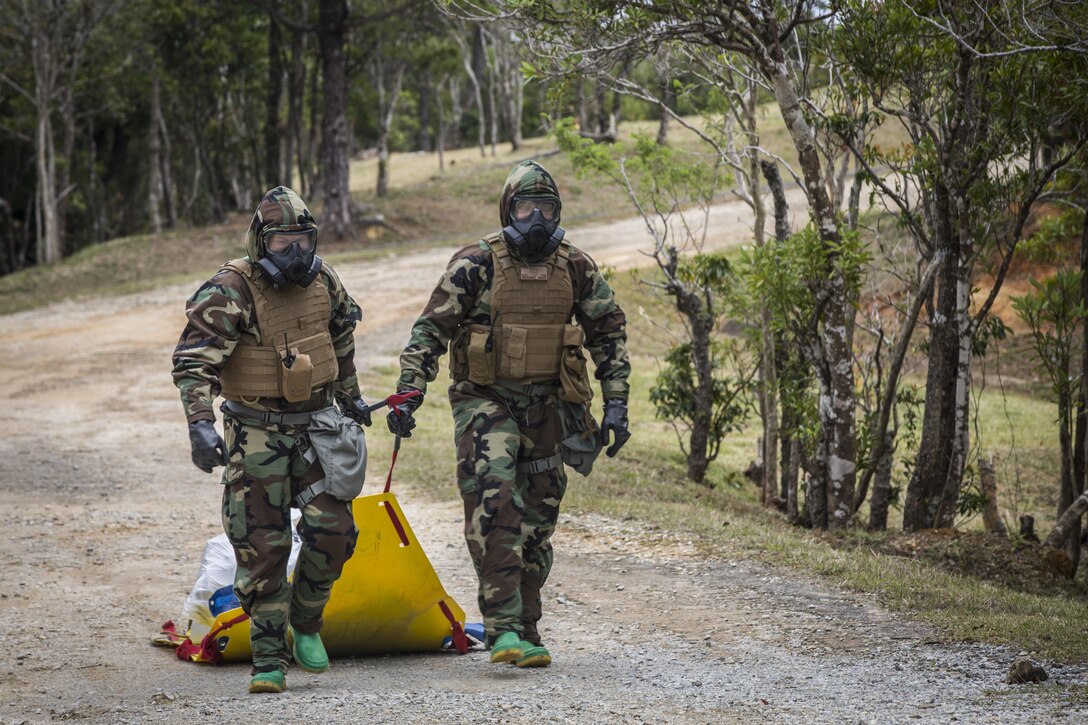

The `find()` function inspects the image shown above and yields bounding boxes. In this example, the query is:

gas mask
[502,196,565,262]
[256,227,322,288]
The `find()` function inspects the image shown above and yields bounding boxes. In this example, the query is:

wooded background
[4,0,1088,584]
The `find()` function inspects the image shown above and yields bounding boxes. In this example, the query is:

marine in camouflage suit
[394,160,631,667]
[172,187,366,693]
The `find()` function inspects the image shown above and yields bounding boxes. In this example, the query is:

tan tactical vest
[218,259,338,402]
[452,236,593,403]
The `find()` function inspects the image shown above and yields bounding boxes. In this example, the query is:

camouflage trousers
[220,410,358,675]
[449,380,567,645]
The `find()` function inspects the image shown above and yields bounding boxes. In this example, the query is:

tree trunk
[457,26,487,158]
[656,76,673,146]
[510,49,524,151]
[32,26,61,265]
[285,30,305,189]
[265,17,284,189]
[868,429,895,531]
[595,76,610,136]
[308,58,321,199]
[496,29,524,152]
[1057,390,1081,571]
[159,111,177,228]
[375,58,407,198]
[482,31,498,157]
[759,159,786,508]
[978,455,1007,536]
[36,105,60,264]
[777,332,805,503]
[764,33,856,530]
[448,76,463,149]
[904,188,961,531]
[807,415,829,530]
[418,81,432,152]
[1076,202,1088,570]
[683,301,714,485]
[436,75,448,172]
[0,198,14,274]
[317,0,352,237]
[785,437,801,524]
[608,67,623,138]
[57,82,76,249]
[148,72,164,235]
[494,28,522,153]
[935,228,974,528]
[1020,514,1039,542]
[577,78,590,133]
[88,117,104,245]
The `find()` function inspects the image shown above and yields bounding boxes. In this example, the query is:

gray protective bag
[305,407,368,501]
[557,400,603,477]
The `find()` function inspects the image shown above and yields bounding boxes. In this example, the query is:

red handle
[362,388,422,415]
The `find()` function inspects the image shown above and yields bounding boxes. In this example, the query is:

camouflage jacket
[172,262,362,423]
[398,238,630,402]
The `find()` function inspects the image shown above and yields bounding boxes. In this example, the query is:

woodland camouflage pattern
[498,159,561,225]
[397,160,630,644]
[172,186,361,422]
[172,187,362,677]
[221,411,358,675]
[451,380,566,644]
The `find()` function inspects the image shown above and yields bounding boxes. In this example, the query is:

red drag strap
[438,600,469,654]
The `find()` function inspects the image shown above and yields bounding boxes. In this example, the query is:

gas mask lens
[263,228,317,254]
[513,198,558,221]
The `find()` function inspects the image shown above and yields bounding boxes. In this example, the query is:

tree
[1012,270,1086,569]
[557,123,756,484]
[0,0,118,264]
[484,23,525,152]
[832,0,1088,530]
[316,0,353,235]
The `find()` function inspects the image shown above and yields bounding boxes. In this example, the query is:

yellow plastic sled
[174,491,468,663]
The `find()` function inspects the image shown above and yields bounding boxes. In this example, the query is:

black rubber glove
[188,419,228,473]
[386,389,424,438]
[599,399,631,458]
[342,396,373,427]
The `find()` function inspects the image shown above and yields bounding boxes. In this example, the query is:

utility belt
[222,400,320,426]
[221,401,367,506]
[492,378,560,398]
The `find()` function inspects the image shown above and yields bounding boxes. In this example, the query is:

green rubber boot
[291,629,330,673]
[248,671,286,694]
[489,631,528,664]
[516,644,552,668]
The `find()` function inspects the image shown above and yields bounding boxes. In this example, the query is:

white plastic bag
[181,510,303,639]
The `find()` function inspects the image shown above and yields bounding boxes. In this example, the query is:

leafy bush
[649,340,755,465]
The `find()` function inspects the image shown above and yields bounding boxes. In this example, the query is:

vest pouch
[466,328,496,386]
[501,325,528,379]
[559,346,593,404]
[449,327,470,381]
[562,324,585,348]
[280,349,314,403]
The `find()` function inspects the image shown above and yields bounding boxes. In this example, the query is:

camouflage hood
[499,160,561,226]
[244,186,318,260]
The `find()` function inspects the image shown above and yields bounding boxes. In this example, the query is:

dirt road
[1,191,1085,724]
